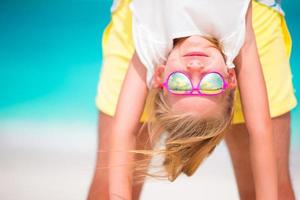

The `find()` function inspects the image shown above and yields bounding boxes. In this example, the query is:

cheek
[210,49,225,63]
[211,55,227,72]
[165,48,185,70]
[165,60,184,76]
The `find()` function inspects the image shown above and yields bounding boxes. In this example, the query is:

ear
[152,64,166,88]
[227,68,237,89]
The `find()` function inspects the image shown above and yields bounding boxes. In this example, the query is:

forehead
[166,93,226,118]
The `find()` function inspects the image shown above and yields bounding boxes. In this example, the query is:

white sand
[0,120,299,200]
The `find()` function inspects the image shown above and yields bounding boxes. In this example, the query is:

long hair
[131,88,235,183]
[131,36,235,183]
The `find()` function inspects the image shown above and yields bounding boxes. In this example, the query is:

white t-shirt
[110,0,284,88]
[111,0,284,15]
[256,0,284,15]
[130,0,253,88]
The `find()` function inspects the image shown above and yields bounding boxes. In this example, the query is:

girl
[89,0,297,199]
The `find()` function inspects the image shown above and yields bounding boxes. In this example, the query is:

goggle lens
[165,72,225,95]
[167,72,192,94]
[199,72,224,94]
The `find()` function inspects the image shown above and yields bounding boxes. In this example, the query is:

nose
[186,59,205,72]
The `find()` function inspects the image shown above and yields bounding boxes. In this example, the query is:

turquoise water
[0,1,299,142]
[0,0,112,122]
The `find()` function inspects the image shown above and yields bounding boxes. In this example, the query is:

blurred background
[0,0,299,199]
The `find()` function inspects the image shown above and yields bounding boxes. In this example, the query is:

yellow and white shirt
[111,0,285,87]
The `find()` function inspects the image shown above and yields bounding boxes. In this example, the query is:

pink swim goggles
[160,71,228,96]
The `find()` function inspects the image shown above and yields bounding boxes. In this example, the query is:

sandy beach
[0,120,299,200]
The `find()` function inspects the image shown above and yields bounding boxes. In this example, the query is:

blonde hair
[131,36,234,183]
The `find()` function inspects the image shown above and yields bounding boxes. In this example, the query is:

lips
[184,51,208,57]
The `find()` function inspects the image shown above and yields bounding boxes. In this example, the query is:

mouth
[184,51,208,57]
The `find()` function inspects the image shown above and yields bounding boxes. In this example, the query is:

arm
[109,52,148,200]
[234,2,277,200]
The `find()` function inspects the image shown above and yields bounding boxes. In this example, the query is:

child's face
[154,35,236,118]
